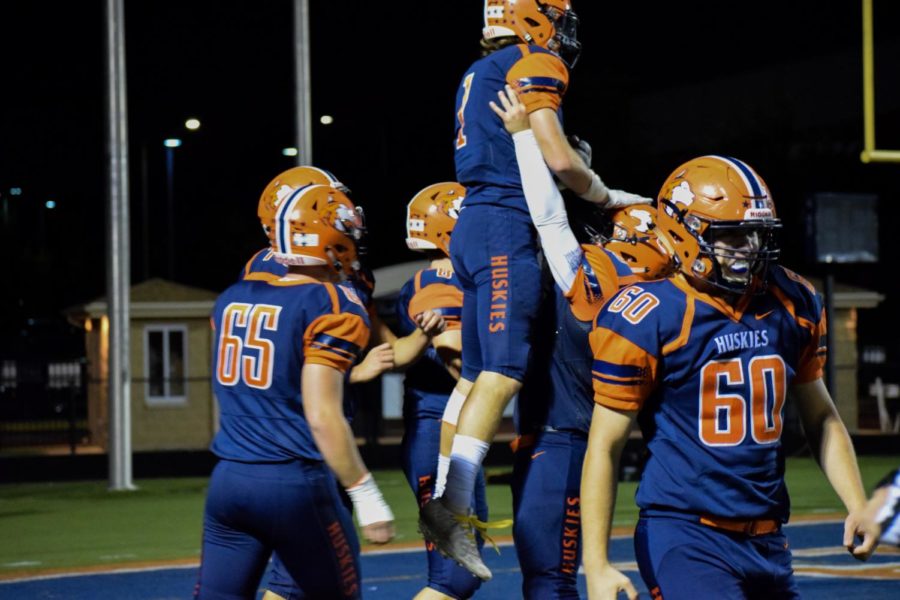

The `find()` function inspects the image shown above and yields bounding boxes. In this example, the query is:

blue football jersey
[590,266,827,521]
[240,247,375,309]
[518,246,636,434]
[454,44,568,212]
[240,248,287,282]
[210,276,370,462]
[395,267,463,420]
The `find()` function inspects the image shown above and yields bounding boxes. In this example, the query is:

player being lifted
[420,1,644,580]
[581,156,877,599]
[398,182,489,599]
[197,184,393,599]
[491,84,666,598]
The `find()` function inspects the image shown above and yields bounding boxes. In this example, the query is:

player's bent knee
[476,370,523,395]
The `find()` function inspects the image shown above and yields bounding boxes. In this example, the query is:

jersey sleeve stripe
[592,360,646,379]
[310,333,361,358]
[592,373,645,386]
[516,76,565,94]
[431,307,463,319]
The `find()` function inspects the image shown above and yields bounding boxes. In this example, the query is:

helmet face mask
[542,3,581,68]
[695,221,780,293]
[483,0,581,68]
[656,155,782,295]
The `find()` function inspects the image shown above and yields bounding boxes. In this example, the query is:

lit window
[144,325,188,405]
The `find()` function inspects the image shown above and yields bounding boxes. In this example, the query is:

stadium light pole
[164,138,182,280]
[105,0,135,491]
[293,0,312,165]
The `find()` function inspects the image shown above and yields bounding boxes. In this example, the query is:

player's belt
[699,515,781,536]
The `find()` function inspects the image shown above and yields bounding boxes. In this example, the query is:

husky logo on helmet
[483,0,582,68]
[624,208,654,234]
[271,184,364,279]
[406,182,466,257]
[656,155,781,294]
[599,204,672,280]
[257,166,350,241]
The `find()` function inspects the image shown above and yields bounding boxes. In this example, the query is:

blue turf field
[2,520,898,598]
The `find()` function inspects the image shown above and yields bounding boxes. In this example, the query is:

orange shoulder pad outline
[780,267,818,295]
[506,50,569,113]
[795,304,827,384]
[409,283,463,331]
[303,312,370,372]
[565,246,637,322]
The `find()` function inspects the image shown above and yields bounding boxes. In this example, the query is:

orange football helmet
[257,166,350,241]
[655,155,781,293]
[271,184,364,279]
[405,182,465,256]
[601,204,672,280]
[483,0,581,67]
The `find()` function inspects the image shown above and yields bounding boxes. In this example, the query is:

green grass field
[1,456,897,577]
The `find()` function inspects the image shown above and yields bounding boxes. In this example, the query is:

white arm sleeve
[512,130,583,294]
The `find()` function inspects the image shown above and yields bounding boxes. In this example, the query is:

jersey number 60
[699,355,786,447]
[216,303,282,390]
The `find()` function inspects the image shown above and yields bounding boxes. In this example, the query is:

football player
[580,156,877,600]
[398,182,489,600]
[421,1,646,580]
[251,170,445,600]
[196,184,394,599]
[491,85,667,598]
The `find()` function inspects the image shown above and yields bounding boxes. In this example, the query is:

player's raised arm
[582,403,639,600]
[490,84,582,293]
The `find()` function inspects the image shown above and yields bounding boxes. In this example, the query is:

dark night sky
[1,1,899,354]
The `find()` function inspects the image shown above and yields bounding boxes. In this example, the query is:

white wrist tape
[442,388,467,426]
[579,171,610,205]
[346,473,394,527]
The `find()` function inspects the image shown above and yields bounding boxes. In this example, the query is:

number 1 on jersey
[455,72,475,150]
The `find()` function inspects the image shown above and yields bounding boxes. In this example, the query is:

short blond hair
[479,36,520,57]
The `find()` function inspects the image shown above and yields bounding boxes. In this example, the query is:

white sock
[444,435,489,515]
[433,454,451,499]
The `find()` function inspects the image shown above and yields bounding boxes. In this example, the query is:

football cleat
[419,498,492,581]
